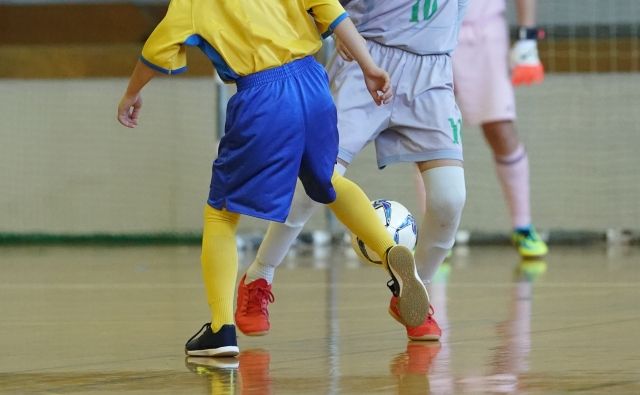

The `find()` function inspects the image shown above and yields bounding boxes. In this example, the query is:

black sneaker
[185,323,239,357]
[385,245,429,327]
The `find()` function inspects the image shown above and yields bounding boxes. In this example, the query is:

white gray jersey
[342,0,470,55]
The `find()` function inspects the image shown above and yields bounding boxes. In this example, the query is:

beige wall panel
[1,74,639,236]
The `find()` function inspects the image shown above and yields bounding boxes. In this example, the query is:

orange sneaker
[389,296,441,341]
[235,274,275,336]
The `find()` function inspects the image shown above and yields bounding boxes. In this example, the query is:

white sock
[245,163,348,283]
[245,259,277,284]
[414,166,466,284]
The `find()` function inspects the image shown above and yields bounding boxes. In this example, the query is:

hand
[334,35,365,62]
[363,66,392,106]
[117,93,142,128]
[510,39,544,86]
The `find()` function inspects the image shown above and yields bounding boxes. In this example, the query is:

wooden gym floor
[1,244,638,394]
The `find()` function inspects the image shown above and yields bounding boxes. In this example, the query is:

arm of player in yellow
[332,18,392,106]
[117,61,158,128]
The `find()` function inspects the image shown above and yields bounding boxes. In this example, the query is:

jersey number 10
[411,0,438,22]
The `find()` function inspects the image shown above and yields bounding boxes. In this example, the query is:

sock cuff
[495,144,527,165]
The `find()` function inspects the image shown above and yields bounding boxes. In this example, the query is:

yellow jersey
[140,0,347,81]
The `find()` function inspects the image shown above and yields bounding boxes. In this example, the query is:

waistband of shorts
[236,56,316,91]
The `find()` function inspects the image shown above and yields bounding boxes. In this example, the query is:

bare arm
[332,18,392,105]
[117,60,158,128]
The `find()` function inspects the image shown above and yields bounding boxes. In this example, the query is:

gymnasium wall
[2,74,638,237]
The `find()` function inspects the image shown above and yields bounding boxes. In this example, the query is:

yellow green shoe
[512,227,548,258]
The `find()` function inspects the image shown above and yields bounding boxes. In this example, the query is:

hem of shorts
[206,200,286,223]
[337,148,354,165]
[377,151,464,169]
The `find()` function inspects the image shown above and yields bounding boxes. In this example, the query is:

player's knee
[426,183,466,225]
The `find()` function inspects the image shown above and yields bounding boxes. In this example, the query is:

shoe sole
[235,319,269,337]
[519,251,548,259]
[513,238,548,258]
[386,245,429,327]
[185,346,240,357]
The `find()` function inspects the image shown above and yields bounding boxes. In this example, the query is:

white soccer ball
[350,199,418,265]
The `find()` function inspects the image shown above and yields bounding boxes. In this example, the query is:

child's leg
[327,170,395,262]
[245,181,320,283]
[482,121,531,229]
[328,170,429,326]
[234,181,317,336]
[413,165,466,283]
[201,205,241,331]
[245,163,348,284]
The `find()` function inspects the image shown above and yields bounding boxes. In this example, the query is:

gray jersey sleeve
[344,0,466,55]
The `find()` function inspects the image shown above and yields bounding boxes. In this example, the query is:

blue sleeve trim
[139,56,187,75]
[322,12,348,39]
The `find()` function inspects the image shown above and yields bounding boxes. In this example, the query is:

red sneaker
[389,296,441,341]
[235,274,275,336]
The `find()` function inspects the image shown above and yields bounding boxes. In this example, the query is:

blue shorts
[208,56,339,222]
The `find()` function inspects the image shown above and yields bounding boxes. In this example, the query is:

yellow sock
[201,205,240,332]
[328,171,395,266]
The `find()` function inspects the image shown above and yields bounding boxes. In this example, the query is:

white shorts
[328,40,463,168]
[453,14,516,126]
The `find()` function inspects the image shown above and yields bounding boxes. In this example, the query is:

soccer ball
[350,199,418,265]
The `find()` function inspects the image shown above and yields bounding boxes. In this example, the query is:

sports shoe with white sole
[512,226,548,258]
[389,296,442,341]
[385,245,430,327]
[185,323,239,357]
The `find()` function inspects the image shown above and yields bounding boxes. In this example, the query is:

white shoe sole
[386,245,429,327]
[185,346,239,357]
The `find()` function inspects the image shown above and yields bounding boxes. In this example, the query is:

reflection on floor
[1,244,639,394]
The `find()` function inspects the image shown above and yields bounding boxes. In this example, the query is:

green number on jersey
[448,117,462,144]
[411,0,438,22]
